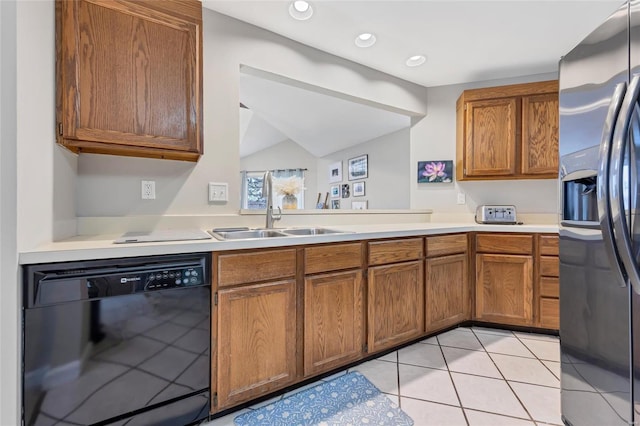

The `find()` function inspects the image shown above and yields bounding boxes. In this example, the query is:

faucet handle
[273,206,282,222]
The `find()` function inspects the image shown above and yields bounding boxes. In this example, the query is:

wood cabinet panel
[425,254,469,333]
[304,243,363,275]
[521,94,559,175]
[464,98,517,176]
[540,256,559,277]
[456,80,558,180]
[217,249,296,287]
[540,277,559,298]
[56,0,202,161]
[304,270,364,376]
[216,280,297,408]
[539,235,559,256]
[476,234,533,255]
[426,234,468,257]
[368,238,423,266]
[476,254,533,326]
[540,297,560,329]
[368,261,424,353]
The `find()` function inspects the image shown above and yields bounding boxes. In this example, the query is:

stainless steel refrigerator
[559,1,640,424]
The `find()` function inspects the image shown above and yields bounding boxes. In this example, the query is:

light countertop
[19,222,559,265]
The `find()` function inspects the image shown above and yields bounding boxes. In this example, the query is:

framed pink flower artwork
[418,160,453,183]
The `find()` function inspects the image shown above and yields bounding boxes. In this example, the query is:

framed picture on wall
[330,185,340,198]
[331,199,340,209]
[351,200,368,210]
[417,160,453,183]
[341,183,350,198]
[348,155,368,180]
[353,181,365,197]
[328,161,343,183]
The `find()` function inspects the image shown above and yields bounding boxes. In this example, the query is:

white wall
[1,1,19,424]
[410,73,559,216]
[75,10,429,217]
[16,0,76,250]
[240,139,318,209]
[317,128,411,209]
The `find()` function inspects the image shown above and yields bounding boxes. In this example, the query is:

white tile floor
[204,326,561,426]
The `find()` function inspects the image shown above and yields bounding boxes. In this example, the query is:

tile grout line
[394,350,402,410]
[471,328,539,424]
[512,333,561,379]
[436,333,471,426]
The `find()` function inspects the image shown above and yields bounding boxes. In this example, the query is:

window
[241,169,305,210]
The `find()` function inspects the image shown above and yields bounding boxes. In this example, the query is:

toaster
[475,205,517,224]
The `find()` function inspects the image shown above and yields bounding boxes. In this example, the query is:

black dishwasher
[22,253,211,426]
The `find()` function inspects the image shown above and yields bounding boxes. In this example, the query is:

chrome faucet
[262,171,281,229]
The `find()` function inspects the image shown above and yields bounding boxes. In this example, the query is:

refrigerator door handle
[610,74,640,293]
[598,82,629,287]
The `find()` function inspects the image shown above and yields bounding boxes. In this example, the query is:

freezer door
[629,1,640,421]
[559,3,632,425]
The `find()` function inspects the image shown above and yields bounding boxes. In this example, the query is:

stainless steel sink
[281,227,347,236]
[210,229,287,240]
[209,227,350,240]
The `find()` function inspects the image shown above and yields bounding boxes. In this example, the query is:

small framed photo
[353,181,365,197]
[331,199,340,209]
[330,185,340,198]
[351,200,368,210]
[328,161,343,183]
[341,183,350,198]
[348,155,368,181]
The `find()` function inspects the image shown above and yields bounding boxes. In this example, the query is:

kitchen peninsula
[20,221,558,417]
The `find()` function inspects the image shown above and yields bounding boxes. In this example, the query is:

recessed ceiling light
[406,55,426,67]
[355,33,376,48]
[289,0,313,20]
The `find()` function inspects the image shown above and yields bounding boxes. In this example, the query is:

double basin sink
[210,227,349,241]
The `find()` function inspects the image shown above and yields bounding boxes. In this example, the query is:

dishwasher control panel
[28,253,210,307]
[143,266,204,290]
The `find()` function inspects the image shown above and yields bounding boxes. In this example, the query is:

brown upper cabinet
[56,0,203,161]
[456,80,558,180]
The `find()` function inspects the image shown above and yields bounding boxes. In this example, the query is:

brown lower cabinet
[426,254,470,332]
[367,261,425,353]
[304,270,364,377]
[215,280,297,409]
[475,253,534,326]
[212,232,557,414]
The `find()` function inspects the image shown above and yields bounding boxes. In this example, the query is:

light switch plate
[457,192,466,205]
[209,182,228,202]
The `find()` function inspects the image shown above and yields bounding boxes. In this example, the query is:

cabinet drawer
[217,249,296,287]
[368,238,423,266]
[540,276,559,298]
[426,234,467,257]
[540,297,559,330]
[305,243,363,275]
[476,234,533,255]
[540,256,559,277]
[539,235,559,256]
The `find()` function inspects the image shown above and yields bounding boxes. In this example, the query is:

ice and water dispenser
[563,172,598,224]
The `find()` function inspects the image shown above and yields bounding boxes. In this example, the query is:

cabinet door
[426,254,469,333]
[57,0,202,161]
[217,280,296,408]
[476,254,533,326]
[368,261,424,353]
[464,98,517,177]
[521,94,559,175]
[304,270,364,376]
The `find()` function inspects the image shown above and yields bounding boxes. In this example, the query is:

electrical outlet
[141,180,156,200]
[457,192,466,205]
[209,182,228,202]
